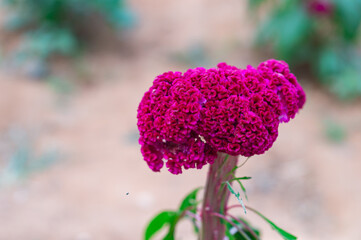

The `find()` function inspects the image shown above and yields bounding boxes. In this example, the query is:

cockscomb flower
[137,59,305,174]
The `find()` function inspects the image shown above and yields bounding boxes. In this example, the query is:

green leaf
[226,181,238,196]
[275,6,312,60]
[317,46,361,99]
[333,0,361,40]
[247,207,297,240]
[255,1,313,61]
[236,179,249,201]
[227,177,251,201]
[225,217,261,240]
[317,48,343,80]
[178,187,201,234]
[230,177,252,181]
[179,187,201,212]
[145,188,202,239]
[227,165,239,178]
[332,67,361,99]
[226,181,246,214]
[144,211,177,240]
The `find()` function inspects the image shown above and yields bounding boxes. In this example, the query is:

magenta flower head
[307,0,333,15]
[137,59,306,174]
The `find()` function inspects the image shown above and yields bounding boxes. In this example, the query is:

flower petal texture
[137,59,306,174]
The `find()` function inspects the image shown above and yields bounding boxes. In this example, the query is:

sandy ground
[0,0,361,239]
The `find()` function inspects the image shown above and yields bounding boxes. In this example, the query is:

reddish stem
[200,152,238,240]
[227,204,251,212]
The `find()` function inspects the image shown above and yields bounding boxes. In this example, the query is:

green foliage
[228,177,251,201]
[144,211,178,240]
[3,0,134,68]
[249,0,266,9]
[256,1,313,62]
[250,0,361,99]
[227,181,298,240]
[317,46,361,99]
[226,181,247,214]
[179,187,200,212]
[3,0,134,31]
[20,26,78,60]
[236,179,249,201]
[0,140,60,186]
[230,177,252,181]
[225,217,261,240]
[323,118,346,142]
[179,187,201,233]
[246,207,297,240]
[146,175,297,240]
[333,0,361,40]
[144,187,201,240]
[226,157,250,178]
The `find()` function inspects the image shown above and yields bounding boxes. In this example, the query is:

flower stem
[200,152,238,240]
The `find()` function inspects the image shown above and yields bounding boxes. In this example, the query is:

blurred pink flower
[308,0,333,15]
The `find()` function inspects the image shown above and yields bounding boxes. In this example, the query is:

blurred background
[0,0,360,239]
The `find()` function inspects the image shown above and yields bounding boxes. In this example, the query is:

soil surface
[0,0,361,239]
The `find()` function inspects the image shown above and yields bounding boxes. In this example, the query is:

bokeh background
[0,0,360,239]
